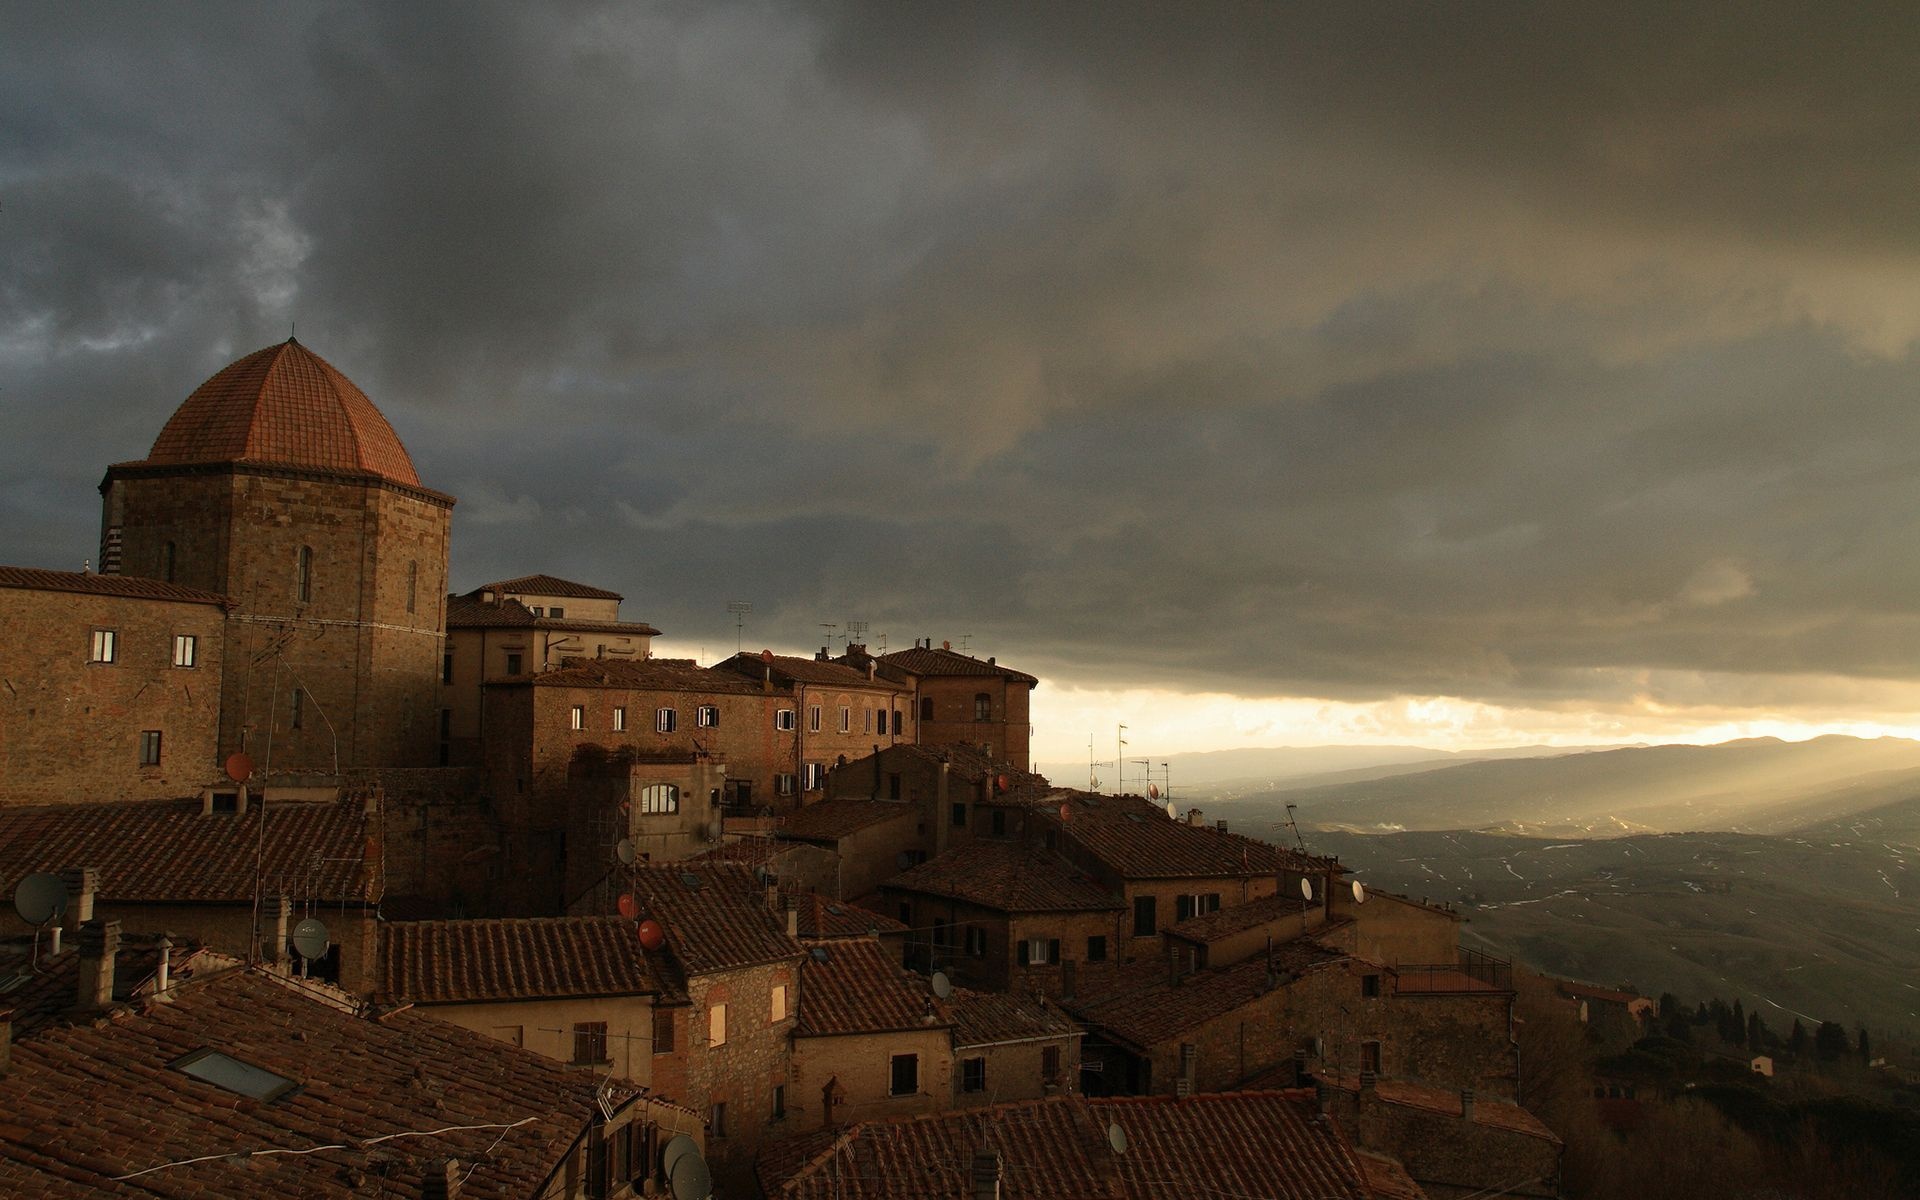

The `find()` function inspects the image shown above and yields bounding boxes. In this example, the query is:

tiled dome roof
[138,339,421,486]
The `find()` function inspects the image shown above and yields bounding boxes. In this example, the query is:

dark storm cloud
[5,1,1920,712]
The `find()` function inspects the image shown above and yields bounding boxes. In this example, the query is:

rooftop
[469,574,623,601]
[444,592,659,636]
[713,651,907,692]
[501,657,766,694]
[875,644,1039,684]
[0,797,377,905]
[881,841,1121,913]
[779,796,916,843]
[1164,892,1315,945]
[1314,1069,1561,1142]
[786,893,908,939]
[796,937,944,1037]
[1065,941,1344,1051]
[0,933,216,1034]
[757,1090,1384,1200]
[627,862,801,976]
[0,566,229,606]
[947,987,1079,1049]
[377,916,656,1005]
[1050,791,1332,879]
[0,968,636,1198]
[123,340,422,487]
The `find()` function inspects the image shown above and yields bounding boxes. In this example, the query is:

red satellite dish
[224,752,255,783]
[637,919,665,950]
[942,640,951,650]
[1058,802,1071,821]
[1149,783,1160,800]
[760,649,775,663]
[617,893,638,919]
[994,774,1009,794]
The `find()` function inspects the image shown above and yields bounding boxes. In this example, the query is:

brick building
[946,987,1083,1108]
[98,339,453,773]
[0,568,228,804]
[789,935,954,1133]
[1316,1069,1563,1200]
[838,641,1039,770]
[711,650,912,804]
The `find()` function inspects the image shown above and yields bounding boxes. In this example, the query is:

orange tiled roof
[796,937,943,1037]
[875,645,1039,684]
[1164,892,1314,945]
[947,987,1079,1048]
[757,1090,1383,1200]
[881,840,1121,913]
[0,566,228,606]
[1356,1150,1430,1200]
[0,798,376,905]
[1053,791,1332,879]
[0,968,633,1197]
[502,657,767,694]
[445,593,660,636]
[471,574,623,601]
[377,916,657,1004]
[130,340,422,486]
[881,741,1048,789]
[1065,942,1344,1051]
[779,796,916,842]
[788,893,908,939]
[1314,1070,1561,1142]
[628,863,801,977]
[0,933,215,1034]
[713,651,908,692]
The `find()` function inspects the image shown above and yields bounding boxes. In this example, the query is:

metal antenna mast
[845,620,869,649]
[726,600,751,652]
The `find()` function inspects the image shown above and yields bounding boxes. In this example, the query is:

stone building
[710,650,912,806]
[97,338,453,773]
[836,641,1040,771]
[946,987,1083,1109]
[788,935,954,1133]
[1316,1070,1563,1200]
[0,568,228,804]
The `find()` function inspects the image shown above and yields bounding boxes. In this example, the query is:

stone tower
[99,339,454,771]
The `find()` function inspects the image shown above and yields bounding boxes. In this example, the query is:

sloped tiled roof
[1164,892,1314,945]
[471,574,623,601]
[0,969,633,1198]
[0,934,216,1034]
[1065,942,1344,1051]
[779,797,915,842]
[881,841,1121,913]
[757,1091,1382,1200]
[129,340,421,486]
[947,987,1079,1048]
[378,916,657,1004]
[1053,791,1331,879]
[0,798,376,904]
[876,645,1039,684]
[507,658,767,694]
[628,863,801,976]
[445,593,660,636]
[0,567,228,606]
[1314,1070,1561,1142]
[788,893,908,939]
[713,652,907,692]
[796,937,943,1037]
[881,742,1049,790]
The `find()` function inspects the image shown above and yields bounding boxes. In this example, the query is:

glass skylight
[171,1048,299,1102]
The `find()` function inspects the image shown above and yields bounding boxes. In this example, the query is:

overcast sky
[7,2,1920,763]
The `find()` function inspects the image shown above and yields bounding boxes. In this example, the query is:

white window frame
[808,705,822,733]
[570,705,585,731]
[775,773,796,796]
[802,762,825,791]
[637,784,679,815]
[775,709,796,731]
[838,706,851,733]
[697,704,719,728]
[171,634,197,668]
[138,729,162,766]
[655,707,677,733]
[613,706,627,732]
[89,628,117,664]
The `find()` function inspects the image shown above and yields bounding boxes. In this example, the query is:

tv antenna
[957,634,972,653]
[1087,735,1113,791]
[819,622,839,650]
[726,601,751,652]
[845,619,869,648]
[1280,803,1308,853]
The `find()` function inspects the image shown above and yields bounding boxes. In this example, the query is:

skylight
[171,1048,299,1102]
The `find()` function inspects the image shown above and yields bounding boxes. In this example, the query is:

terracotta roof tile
[882,841,1121,913]
[1356,1150,1430,1200]
[882,742,1048,789]
[1315,1070,1561,1142]
[1052,791,1332,879]
[714,652,908,692]
[1065,942,1344,1051]
[0,934,214,1034]
[133,340,421,486]
[779,797,915,842]
[0,566,227,606]
[470,574,623,601]
[627,863,801,976]
[0,798,376,905]
[788,894,908,939]
[1164,892,1314,945]
[444,593,660,636]
[506,658,768,694]
[796,937,942,1036]
[875,646,1039,684]
[758,1090,1382,1200]
[0,969,633,1197]
[378,916,656,1004]
[947,987,1079,1048]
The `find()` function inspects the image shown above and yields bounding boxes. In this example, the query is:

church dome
[137,339,421,486]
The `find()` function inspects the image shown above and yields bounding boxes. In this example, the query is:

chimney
[270,895,292,965]
[1186,808,1203,827]
[816,647,829,661]
[1215,819,1228,834]
[969,1148,1001,1200]
[866,660,876,680]
[1060,959,1077,1002]
[987,656,995,666]
[1460,1088,1476,1123]
[421,1157,462,1200]
[60,867,98,933]
[76,918,121,1010]
[1177,1043,1196,1097]
[155,935,173,994]
[1294,1048,1310,1087]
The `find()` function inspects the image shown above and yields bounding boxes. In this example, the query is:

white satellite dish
[704,819,723,842]
[1107,1122,1128,1154]
[1164,800,1176,819]
[12,873,67,927]
[615,838,637,865]
[1351,880,1367,905]
[291,917,331,960]
[1299,878,1314,902]
[931,970,953,999]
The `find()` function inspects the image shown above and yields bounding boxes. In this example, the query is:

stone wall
[788,1026,953,1133]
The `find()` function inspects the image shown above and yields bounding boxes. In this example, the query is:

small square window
[1362,974,1382,998]
[864,709,874,734]
[89,628,117,663]
[838,706,851,732]
[171,1048,297,1102]
[571,705,585,731]
[776,709,796,731]
[802,762,825,791]
[950,801,966,827]
[962,1057,987,1093]
[966,926,988,958]
[1133,896,1157,937]
[974,692,992,721]
[613,706,627,732]
[139,730,162,766]
[775,773,796,796]
[505,652,523,675]
[890,1053,918,1097]
[172,634,197,668]
[573,1022,608,1065]
[548,605,564,619]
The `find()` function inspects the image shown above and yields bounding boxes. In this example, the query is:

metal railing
[1394,947,1512,994]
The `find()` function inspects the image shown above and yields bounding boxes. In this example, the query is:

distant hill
[1035,741,1609,797]
[1221,735,1920,835]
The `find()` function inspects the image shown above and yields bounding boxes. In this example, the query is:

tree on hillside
[1790,1020,1809,1057]
[1731,1000,1745,1043]
[1857,1027,1871,1066]
[1816,1020,1850,1062]
[1746,1012,1769,1054]
[1660,992,1681,1020]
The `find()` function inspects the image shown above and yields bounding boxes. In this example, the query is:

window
[139,730,162,767]
[933,919,955,951]
[1087,935,1108,963]
[171,1048,297,1102]
[838,706,851,732]
[772,1084,786,1120]
[1133,896,1157,937]
[864,709,873,734]
[613,706,627,732]
[172,634,197,668]
[974,692,992,721]
[439,709,452,739]
[290,688,304,729]
[211,791,239,814]
[655,707,677,733]
[505,652,523,675]
[697,705,719,728]
[529,606,544,617]
[889,773,903,801]
[653,1007,675,1053]
[990,810,1006,837]
[296,545,313,604]
[894,710,905,734]
[962,1057,987,1093]
[1175,893,1221,922]
[709,1003,728,1047]
[808,705,822,733]
[1016,938,1058,966]
[919,697,934,721]
[638,785,679,815]
[950,801,966,827]
[442,652,453,684]
[802,762,825,791]
[710,1102,728,1138]
[776,708,796,731]
[890,1053,919,1096]
[1042,1046,1062,1084]
[571,705,585,731]
[1362,1041,1382,1074]
[573,1022,609,1065]
[406,560,418,613]
[89,628,117,664]
[775,773,796,796]
[966,926,988,958]
[548,605,565,619]
[771,983,788,1022]
[160,541,177,582]
[1362,974,1382,999]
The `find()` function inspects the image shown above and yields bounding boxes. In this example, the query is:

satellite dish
[669,1148,713,1200]
[1299,878,1314,902]
[941,640,951,650]
[1164,801,1177,819]
[1058,802,1072,821]
[994,774,1009,794]
[931,970,953,999]
[615,839,637,865]
[1107,1122,1128,1154]
[224,752,255,783]
[661,1134,701,1183]
[704,819,723,841]
[291,917,331,960]
[1351,880,1367,905]
[637,919,665,950]
[1148,783,1160,800]
[617,893,638,919]
[12,873,67,927]
[760,649,775,664]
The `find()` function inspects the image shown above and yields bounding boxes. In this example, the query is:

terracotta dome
[138,339,421,486]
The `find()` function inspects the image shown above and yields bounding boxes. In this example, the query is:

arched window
[296,546,314,603]
[637,784,679,815]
